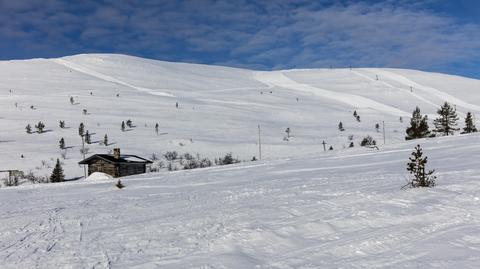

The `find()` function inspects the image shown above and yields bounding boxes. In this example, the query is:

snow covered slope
[1,134,480,268]
[1,53,480,179]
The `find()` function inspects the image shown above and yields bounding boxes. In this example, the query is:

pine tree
[155,123,159,135]
[103,134,108,146]
[59,137,65,149]
[406,145,436,188]
[59,120,65,129]
[356,115,361,122]
[35,121,45,133]
[353,110,357,117]
[70,96,74,105]
[349,141,354,148]
[116,179,125,189]
[50,159,65,183]
[328,145,334,150]
[85,130,91,144]
[285,127,291,138]
[405,107,430,140]
[121,121,126,132]
[375,123,380,132]
[433,102,459,136]
[338,122,345,131]
[78,122,85,137]
[25,124,32,134]
[126,119,133,128]
[462,112,477,134]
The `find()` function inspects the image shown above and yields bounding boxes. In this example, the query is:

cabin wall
[118,163,146,177]
[85,158,147,178]
[87,159,118,177]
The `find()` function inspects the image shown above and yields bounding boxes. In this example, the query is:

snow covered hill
[1,53,480,179]
[1,133,480,268]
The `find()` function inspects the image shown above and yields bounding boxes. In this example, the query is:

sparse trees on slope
[406,144,436,188]
[405,107,430,140]
[433,102,459,136]
[462,112,477,134]
[50,159,65,183]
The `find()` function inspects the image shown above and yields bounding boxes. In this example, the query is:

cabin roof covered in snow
[78,154,152,165]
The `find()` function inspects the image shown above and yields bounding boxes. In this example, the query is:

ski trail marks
[52,58,176,98]
[375,69,480,112]
[255,71,410,117]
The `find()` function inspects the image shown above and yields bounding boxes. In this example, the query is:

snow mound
[85,172,113,181]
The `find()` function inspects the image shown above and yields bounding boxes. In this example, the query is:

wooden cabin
[79,148,152,178]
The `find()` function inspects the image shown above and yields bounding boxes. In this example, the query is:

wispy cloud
[0,0,479,77]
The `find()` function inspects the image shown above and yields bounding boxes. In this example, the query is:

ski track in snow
[350,69,441,110]
[375,69,480,112]
[255,71,411,117]
[2,134,480,268]
[52,58,176,98]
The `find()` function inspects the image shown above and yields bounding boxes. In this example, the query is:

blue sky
[1,0,480,78]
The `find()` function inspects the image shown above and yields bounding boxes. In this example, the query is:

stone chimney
[113,148,120,159]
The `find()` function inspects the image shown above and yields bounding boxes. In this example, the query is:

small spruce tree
[78,122,85,137]
[103,134,108,146]
[375,123,380,132]
[356,115,361,122]
[59,120,65,129]
[116,179,125,189]
[85,130,91,144]
[126,119,133,128]
[285,127,291,138]
[59,137,65,149]
[433,102,459,136]
[50,159,65,183]
[405,107,430,140]
[121,121,126,132]
[338,122,345,131]
[25,124,32,134]
[35,121,45,133]
[462,112,477,134]
[406,145,436,188]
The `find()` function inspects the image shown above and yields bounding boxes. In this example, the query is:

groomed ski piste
[1,54,480,268]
